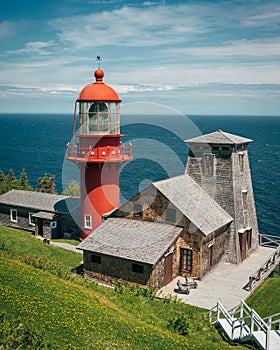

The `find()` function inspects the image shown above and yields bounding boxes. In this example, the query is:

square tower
[185,130,259,264]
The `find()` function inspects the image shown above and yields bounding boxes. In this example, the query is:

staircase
[209,301,280,350]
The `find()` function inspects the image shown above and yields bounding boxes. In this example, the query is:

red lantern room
[67,62,132,239]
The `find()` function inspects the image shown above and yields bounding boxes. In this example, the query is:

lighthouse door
[164,252,173,285]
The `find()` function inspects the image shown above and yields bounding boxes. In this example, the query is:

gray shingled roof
[153,174,232,236]
[185,129,253,145]
[0,190,80,214]
[78,218,182,265]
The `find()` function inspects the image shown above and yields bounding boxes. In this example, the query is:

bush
[0,313,51,349]
[167,313,190,336]
[114,280,156,299]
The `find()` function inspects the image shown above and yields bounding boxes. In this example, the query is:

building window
[202,154,214,176]
[180,248,192,273]
[238,152,244,172]
[29,212,36,226]
[84,215,92,229]
[43,220,50,227]
[133,202,143,219]
[166,207,176,223]
[132,263,144,273]
[91,254,101,264]
[51,221,57,229]
[242,190,248,210]
[10,209,17,222]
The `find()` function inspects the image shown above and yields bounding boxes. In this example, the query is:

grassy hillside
[0,226,255,349]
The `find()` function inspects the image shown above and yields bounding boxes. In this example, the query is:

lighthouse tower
[67,63,132,239]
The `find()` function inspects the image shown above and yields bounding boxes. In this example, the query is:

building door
[239,231,247,261]
[164,252,173,285]
[37,219,43,237]
[180,248,192,273]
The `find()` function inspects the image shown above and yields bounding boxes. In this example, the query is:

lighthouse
[67,62,132,239]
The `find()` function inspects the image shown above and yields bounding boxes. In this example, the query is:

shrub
[114,280,156,299]
[167,313,190,336]
[0,313,51,349]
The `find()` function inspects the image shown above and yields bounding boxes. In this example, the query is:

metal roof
[153,174,233,236]
[78,218,182,265]
[185,129,253,145]
[0,190,80,214]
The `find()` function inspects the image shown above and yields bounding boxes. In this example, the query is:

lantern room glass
[78,101,120,135]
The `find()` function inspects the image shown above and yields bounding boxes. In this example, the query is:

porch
[157,245,279,310]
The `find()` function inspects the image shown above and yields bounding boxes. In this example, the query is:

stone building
[78,130,259,290]
[0,190,80,239]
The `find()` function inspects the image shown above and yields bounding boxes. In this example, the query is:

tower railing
[66,142,132,163]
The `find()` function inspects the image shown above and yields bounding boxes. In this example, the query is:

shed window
[166,207,176,223]
[10,209,17,222]
[51,221,57,229]
[180,248,192,273]
[29,212,36,226]
[132,263,144,273]
[91,254,101,264]
[133,203,143,219]
[84,215,92,229]
[202,154,214,176]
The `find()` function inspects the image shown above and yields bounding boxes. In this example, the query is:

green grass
[247,273,280,318]
[0,226,252,349]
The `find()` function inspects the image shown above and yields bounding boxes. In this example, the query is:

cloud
[51,5,209,48]
[5,41,58,56]
[0,21,16,40]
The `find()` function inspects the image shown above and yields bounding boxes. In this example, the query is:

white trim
[10,209,18,222]
[51,221,57,229]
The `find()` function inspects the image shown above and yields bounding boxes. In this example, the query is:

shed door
[164,252,173,285]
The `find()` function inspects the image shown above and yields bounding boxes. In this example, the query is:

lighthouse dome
[78,69,121,102]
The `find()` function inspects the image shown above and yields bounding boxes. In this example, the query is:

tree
[18,168,33,191]
[61,180,80,197]
[5,169,18,192]
[36,173,56,194]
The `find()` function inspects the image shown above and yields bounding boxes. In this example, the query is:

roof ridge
[217,129,236,143]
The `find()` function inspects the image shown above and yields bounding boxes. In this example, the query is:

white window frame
[51,221,57,229]
[84,215,92,229]
[29,212,36,226]
[10,209,18,222]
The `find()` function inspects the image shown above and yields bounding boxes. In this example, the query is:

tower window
[166,207,176,223]
[84,215,92,229]
[202,154,214,176]
[10,209,18,222]
[133,202,143,219]
[238,152,244,173]
[242,190,248,210]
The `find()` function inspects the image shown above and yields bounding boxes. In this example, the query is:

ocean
[0,113,279,236]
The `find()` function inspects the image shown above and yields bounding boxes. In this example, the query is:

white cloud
[0,21,16,40]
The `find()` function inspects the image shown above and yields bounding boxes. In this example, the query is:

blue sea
[0,113,279,236]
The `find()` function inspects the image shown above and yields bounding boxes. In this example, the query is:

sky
[0,0,280,115]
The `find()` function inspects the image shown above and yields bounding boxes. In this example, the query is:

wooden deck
[158,246,277,310]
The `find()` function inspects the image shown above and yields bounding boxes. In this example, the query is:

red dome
[78,69,121,102]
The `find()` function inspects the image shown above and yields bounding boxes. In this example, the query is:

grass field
[1,225,276,349]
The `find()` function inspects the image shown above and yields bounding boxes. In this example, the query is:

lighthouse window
[202,154,214,176]
[84,215,92,229]
[242,190,248,211]
[88,102,108,133]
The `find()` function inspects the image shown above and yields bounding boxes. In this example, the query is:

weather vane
[96,55,102,69]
